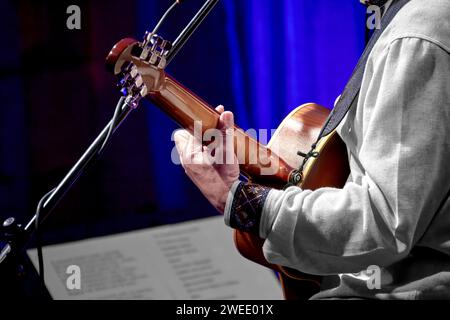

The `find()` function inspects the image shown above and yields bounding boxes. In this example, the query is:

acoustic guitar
[106,37,350,299]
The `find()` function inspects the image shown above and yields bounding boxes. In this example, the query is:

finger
[174,129,202,156]
[217,111,234,132]
[185,129,203,155]
[174,129,192,142]
[220,111,234,129]
[174,130,199,166]
[215,105,225,114]
[218,111,236,166]
[174,130,191,153]
[174,130,188,167]
[178,130,203,169]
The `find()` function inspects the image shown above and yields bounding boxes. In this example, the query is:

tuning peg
[161,40,173,52]
[158,57,167,69]
[151,35,164,48]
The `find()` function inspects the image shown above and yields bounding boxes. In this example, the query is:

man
[174,0,450,299]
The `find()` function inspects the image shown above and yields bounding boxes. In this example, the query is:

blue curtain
[137,0,366,217]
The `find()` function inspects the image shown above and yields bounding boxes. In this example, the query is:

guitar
[106,37,350,299]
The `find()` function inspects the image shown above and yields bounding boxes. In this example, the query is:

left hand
[174,106,240,213]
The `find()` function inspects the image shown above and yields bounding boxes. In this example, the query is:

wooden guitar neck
[148,73,293,185]
[107,38,294,186]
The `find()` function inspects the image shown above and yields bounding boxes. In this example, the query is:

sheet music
[27,216,283,300]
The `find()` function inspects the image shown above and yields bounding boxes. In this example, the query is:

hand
[174,106,240,213]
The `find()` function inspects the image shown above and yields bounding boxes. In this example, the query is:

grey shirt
[225,0,450,299]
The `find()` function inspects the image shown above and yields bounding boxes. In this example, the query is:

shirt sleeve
[226,37,450,276]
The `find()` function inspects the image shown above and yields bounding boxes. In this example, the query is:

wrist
[225,182,272,236]
[216,179,240,214]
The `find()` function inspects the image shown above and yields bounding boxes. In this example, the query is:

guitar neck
[147,73,292,185]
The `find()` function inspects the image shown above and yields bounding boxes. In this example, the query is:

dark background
[0,0,366,297]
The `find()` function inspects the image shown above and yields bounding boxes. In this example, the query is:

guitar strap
[286,0,411,187]
[318,0,410,139]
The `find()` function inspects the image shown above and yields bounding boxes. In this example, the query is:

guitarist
[174,0,450,299]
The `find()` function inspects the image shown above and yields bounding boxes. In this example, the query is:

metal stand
[0,0,221,297]
[0,96,133,282]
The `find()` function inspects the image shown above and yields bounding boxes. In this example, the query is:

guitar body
[106,39,351,300]
[234,103,350,299]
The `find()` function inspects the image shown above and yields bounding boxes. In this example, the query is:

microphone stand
[0,96,134,296]
[0,0,220,297]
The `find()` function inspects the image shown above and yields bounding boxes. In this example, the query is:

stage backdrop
[0,0,366,243]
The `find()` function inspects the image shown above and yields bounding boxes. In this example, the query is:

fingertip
[174,129,188,137]
[221,111,234,127]
[215,105,225,114]
[174,130,192,146]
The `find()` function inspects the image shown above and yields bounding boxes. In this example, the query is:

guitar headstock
[105,0,219,109]
[106,34,172,108]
